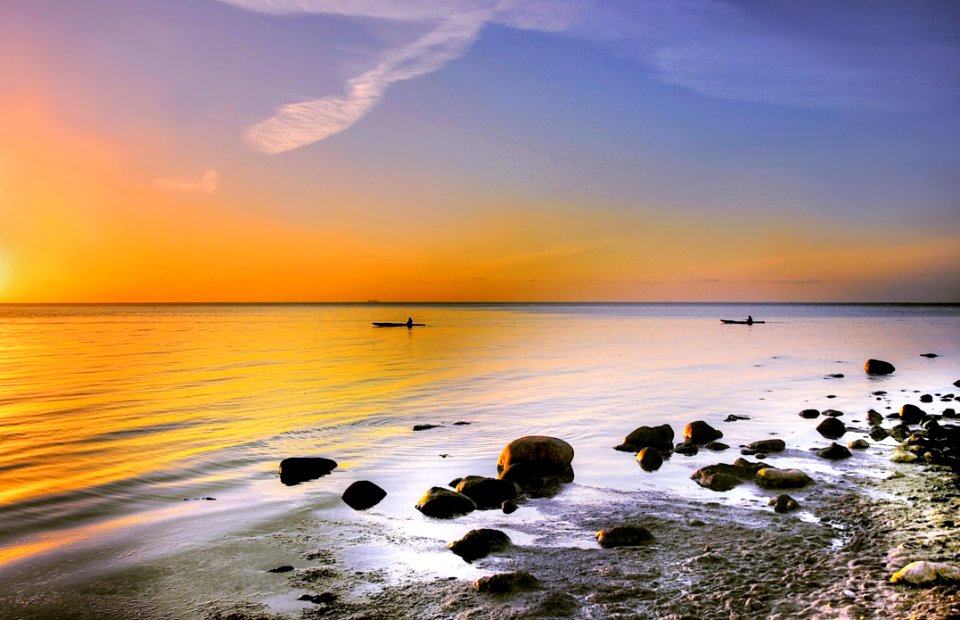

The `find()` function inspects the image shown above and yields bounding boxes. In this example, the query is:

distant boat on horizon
[720,318,764,325]
[373,317,425,328]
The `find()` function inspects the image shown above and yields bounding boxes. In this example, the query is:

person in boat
[746,315,754,325]
[406,317,414,327]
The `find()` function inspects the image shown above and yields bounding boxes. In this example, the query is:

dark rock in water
[888,424,910,442]
[944,408,957,418]
[755,468,812,489]
[448,528,511,562]
[674,441,699,456]
[873,390,888,396]
[455,476,520,510]
[341,480,387,511]
[770,494,800,513]
[817,442,852,460]
[816,417,846,439]
[268,565,294,573]
[279,457,338,486]
[825,373,845,379]
[848,439,870,450]
[690,459,768,491]
[920,353,939,358]
[636,447,664,471]
[704,441,729,451]
[823,409,843,417]
[920,394,933,403]
[900,404,926,425]
[870,425,889,441]
[415,487,476,518]
[743,439,786,454]
[474,571,539,594]
[799,409,821,419]
[865,359,896,375]
[448,477,463,488]
[501,499,518,514]
[453,420,472,425]
[724,414,750,422]
[413,424,441,431]
[615,424,674,452]
[298,593,336,605]
[498,436,575,496]
[595,525,653,548]
[955,380,960,388]
[867,410,884,426]
[684,420,723,444]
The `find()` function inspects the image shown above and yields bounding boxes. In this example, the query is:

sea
[0,303,957,611]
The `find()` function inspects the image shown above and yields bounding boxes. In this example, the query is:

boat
[372,321,425,327]
[720,319,765,325]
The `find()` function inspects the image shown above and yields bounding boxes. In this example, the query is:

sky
[0,0,958,302]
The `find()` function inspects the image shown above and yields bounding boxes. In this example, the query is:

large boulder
[865,359,895,375]
[448,528,511,562]
[455,476,520,510]
[279,457,338,486]
[900,404,926,425]
[615,424,674,452]
[341,480,387,510]
[415,487,476,518]
[816,417,846,439]
[755,468,812,489]
[595,526,653,548]
[497,436,574,496]
[683,421,723,444]
[690,459,768,492]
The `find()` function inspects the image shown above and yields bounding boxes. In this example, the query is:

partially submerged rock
[755,468,812,489]
[341,480,387,510]
[498,436,574,496]
[869,426,889,441]
[636,447,664,472]
[848,439,870,450]
[691,459,768,492]
[596,525,653,548]
[415,487,476,518]
[742,439,785,455]
[769,494,800,513]
[474,571,539,594]
[900,404,926,425]
[891,450,919,463]
[279,457,338,486]
[816,417,847,439]
[816,442,852,460]
[891,561,960,586]
[799,409,820,419]
[684,420,723,444]
[673,442,699,456]
[615,424,674,452]
[865,358,896,375]
[448,528,511,562]
[455,476,520,510]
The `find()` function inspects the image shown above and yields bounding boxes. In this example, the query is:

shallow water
[0,303,957,581]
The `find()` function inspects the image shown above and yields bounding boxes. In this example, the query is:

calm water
[0,303,958,574]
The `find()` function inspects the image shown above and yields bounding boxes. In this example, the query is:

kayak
[372,322,426,327]
[720,319,765,324]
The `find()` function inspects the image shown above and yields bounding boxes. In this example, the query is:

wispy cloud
[152,169,220,194]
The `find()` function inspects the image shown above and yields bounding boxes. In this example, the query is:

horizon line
[1,300,958,306]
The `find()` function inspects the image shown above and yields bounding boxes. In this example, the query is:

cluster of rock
[615,420,728,471]
[278,457,389,512]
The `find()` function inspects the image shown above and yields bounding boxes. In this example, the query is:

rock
[684,421,723,444]
[891,561,960,586]
[448,477,463,488]
[298,593,337,605]
[869,425,889,441]
[415,487,476,518]
[474,571,539,594]
[595,525,653,548]
[453,420,472,425]
[891,450,919,463]
[822,409,843,417]
[769,494,800,513]
[724,414,750,422]
[865,359,896,375]
[944,408,957,418]
[412,424,441,431]
[497,436,574,478]
[799,409,821,419]
[704,441,729,451]
[615,424,674,452]
[955,379,960,388]
[448,528,511,562]
[826,373,844,379]
[901,404,927,424]
[848,439,870,450]
[920,394,933,403]
[673,442,699,456]
[867,410,884,425]
[636,447,664,471]
[755,468,812,489]
[341,480,387,510]
[279,457,338,486]
[888,424,910,441]
[817,442,852,460]
[691,460,767,492]
[501,499,518,514]
[267,565,294,573]
[455,476,520,510]
[816,417,846,439]
[743,439,785,454]
[920,353,939,358]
